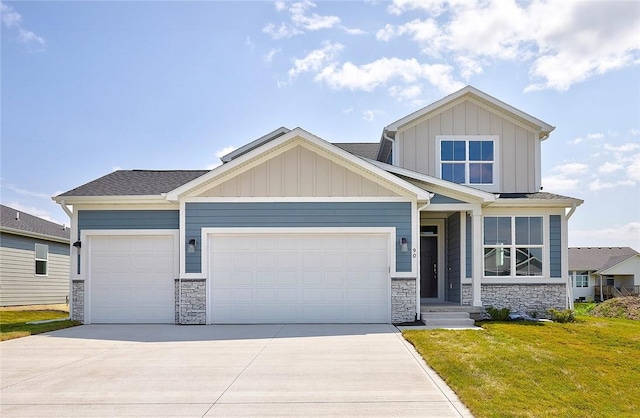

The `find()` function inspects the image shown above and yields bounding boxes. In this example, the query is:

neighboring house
[53,86,583,325]
[568,247,640,302]
[0,205,70,306]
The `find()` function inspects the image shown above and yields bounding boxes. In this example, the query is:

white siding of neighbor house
[602,256,640,284]
[0,234,70,306]
[395,99,541,193]
[197,144,400,198]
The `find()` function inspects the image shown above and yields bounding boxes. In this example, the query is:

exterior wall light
[400,237,408,252]
[187,238,197,253]
[73,241,81,248]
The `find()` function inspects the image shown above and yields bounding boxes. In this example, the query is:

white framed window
[483,216,543,277]
[438,135,498,185]
[35,243,48,276]
[574,271,589,287]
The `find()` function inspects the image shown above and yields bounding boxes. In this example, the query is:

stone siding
[178,279,206,325]
[391,278,416,323]
[71,280,85,323]
[462,283,567,316]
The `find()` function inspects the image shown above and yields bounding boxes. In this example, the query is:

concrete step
[420,311,476,328]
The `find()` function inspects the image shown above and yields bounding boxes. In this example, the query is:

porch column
[472,211,483,307]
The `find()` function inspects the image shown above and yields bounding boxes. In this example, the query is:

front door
[420,236,438,298]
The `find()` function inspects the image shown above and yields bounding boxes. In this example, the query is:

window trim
[35,243,49,276]
[571,271,589,288]
[482,215,545,278]
[436,135,500,191]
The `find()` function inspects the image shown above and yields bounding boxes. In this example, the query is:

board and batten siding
[197,144,399,198]
[446,213,461,303]
[549,215,562,278]
[185,202,412,274]
[396,100,540,193]
[0,233,69,306]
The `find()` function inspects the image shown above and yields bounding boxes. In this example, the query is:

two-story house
[54,86,583,325]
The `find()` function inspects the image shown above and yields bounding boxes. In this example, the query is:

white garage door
[209,232,390,324]
[89,234,176,323]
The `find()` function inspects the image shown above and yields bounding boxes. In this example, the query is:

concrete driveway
[1,324,472,417]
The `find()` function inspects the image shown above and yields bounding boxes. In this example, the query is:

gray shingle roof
[0,205,70,241]
[56,170,209,197]
[568,247,639,271]
[498,192,577,200]
[332,143,380,160]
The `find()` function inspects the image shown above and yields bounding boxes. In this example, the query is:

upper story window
[35,243,48,276]
[438,136,497,185]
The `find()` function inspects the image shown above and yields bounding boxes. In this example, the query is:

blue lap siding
[185,202,412,274]
[549,215,562,277]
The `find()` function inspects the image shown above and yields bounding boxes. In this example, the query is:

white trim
[435,135,500,193]
[80,229,180,325]
[419,219,445,302]
[203,227,395,325]
[166,128,431,201]
[459,211,467,297]
[423,203,479,212]
[71,203,180,211]
[0,227,70,245]
[53,195,171,205]
[481,278,567,285]
[491,198,583,208]
[181,196,415,203]
[34,243,49,277]
[365,159,495,203]
[220,126,291,163]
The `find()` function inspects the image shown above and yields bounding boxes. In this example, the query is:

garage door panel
[89,235,175,324]
[210,232,390,324]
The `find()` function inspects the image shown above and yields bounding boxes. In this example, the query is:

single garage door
[209,232,390,323]
[89,234,176,323]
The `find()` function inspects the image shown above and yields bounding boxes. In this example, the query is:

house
[568,247,640,302]
[53,86,583,325]
[0,205,70,306]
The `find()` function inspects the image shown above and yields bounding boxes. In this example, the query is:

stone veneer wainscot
[391,278,416,323]
[462,283,566,316]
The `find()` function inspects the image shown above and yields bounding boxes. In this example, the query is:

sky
[1,0,639,249]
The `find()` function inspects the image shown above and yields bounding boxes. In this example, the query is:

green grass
[403,317,640,418]
[574,302,597,316]
[0,310,80,341]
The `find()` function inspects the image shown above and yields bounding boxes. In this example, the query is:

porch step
[420,311,476,328]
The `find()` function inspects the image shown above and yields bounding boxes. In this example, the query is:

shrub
[486,306,510,321]
[547,308,576,323]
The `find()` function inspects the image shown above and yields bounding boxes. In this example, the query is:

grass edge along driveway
[0,310,80,341]
[403,317,640,418]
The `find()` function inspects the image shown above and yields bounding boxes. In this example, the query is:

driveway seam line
[200,324,286,418]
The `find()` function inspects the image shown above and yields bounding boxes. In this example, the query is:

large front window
[483,216,543,277]
[440,138,495,185]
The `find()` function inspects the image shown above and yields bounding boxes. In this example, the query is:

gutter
[58,200,73,218]
[566,203,577,220]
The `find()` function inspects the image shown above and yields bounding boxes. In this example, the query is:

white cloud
[1,181,51,199]
[630,128,640,136]
[588,179,616,191]
[552,163,589,176]
[542,175,579,192]
[362,109,384,122]
[207,145,237,169]
[627,153,640,182]
[455,55,484,80]
[383,0,640,92]
[245,36,255,50]
[0,3,45,49]
[342,26,366,35]
[604,143,640,153]
[315,57,463,94]
[286,41,344,82]
[570,222,640,249]
[263,0,340,39]
[598,161,623,174]
[264,48,281,64]
[389,84,422,100]
[587,133,604,140]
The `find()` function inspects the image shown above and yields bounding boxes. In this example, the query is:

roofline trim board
[0,226,70,244]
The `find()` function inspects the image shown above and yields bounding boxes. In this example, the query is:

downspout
[58,200,73,218]
[382,128,395,164]
[566,203,577,220]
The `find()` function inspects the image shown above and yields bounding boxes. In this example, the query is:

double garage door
[88,231,390,324]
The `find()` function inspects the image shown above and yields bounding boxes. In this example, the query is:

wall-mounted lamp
[400,237,408,252]
[187,238,197,253]
[73,241,81,249]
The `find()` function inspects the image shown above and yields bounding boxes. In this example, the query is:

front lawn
[0,310,80,341]
[403,317,640,418]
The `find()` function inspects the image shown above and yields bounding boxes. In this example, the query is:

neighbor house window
[483,216,543,277]
[439,137,496,185]
[35,243,48,276]
[574,271,589,287]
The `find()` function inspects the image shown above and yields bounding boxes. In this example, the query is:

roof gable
[385,85,554,138]
[167,128,431,201]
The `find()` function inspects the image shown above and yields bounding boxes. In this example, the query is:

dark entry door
[420,236,438,298]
